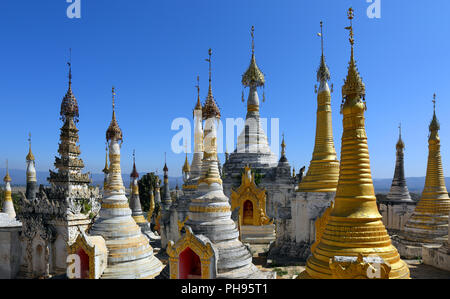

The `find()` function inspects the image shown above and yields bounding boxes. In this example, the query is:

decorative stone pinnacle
[26,132,35,161]
[242,26,265,88]
[342,8,366,101]
[106,86,123,142]
[317,21,331,83]
[3,159,11,183]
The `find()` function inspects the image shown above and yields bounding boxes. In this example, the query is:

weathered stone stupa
[299,9,410,279]
[387,126,411,201]
[222,27,292,212]
[291,21,340,260]
[17,62,101,279]
[378,125,415,232]
[394,95,450,258]
[129,151,152,239]
[88,87,163,279]
[222,27,296,259]
[167,49,273,279]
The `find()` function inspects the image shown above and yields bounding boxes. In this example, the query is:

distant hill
[0,168,183,189]
[3,168,448,194]
[373,177,450,193]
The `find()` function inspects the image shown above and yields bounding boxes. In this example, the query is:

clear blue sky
[1,0,449,179]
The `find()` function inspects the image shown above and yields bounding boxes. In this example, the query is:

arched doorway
[179,247,201,279]
[77,248,90,279]
[243,200,254,225]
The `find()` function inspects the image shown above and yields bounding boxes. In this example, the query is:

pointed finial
[196,75,200,98]
[130,149,139,179]
[342,8,365,101]
[68,48,72,88]
[399,123,402,138]
[433,93,436,114]
[281,133,286,156]
[346,8,355,47]
[251,26,255,56]
[106,85,123,142]
[318,21,324,57]
[206,48,212,85]
[4,159,11,183]
[103,142,109,173]
[112,86,116,112]
[26,132,35,161]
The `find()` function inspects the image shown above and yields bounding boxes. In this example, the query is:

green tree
[138,172,161,213]
[238,169,264,186]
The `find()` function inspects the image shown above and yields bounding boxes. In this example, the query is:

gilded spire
[106,86,123,142]
[317,21,331,83]
[298,20,339,193]
[403,93,450,244]
[242,26,265,88]
[299,8,409,279]
[102,142,109,174]
[279,134,288,163]
[60,49,79,122]
[3,160,11,183]
[202,48,221,120]
[429,93,440,134]
[194,76,202,111]
[182,153,190,173]
[26,132,35,161]
[342,8,366,102]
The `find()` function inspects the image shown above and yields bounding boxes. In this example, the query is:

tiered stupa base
[185,182,274,279]
[241,224,275,245]
[422,243,450,272]
[90,188,163,279]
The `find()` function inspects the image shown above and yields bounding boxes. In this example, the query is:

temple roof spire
[396,123,405,150]
[3,160,11,183]
[279,133,288,163]
[342,8,366,101]
[26,132,35,161]
[130,150,139,179]
[60,50,79,122]
[106,86,123,142]
[242,26,265,88]
[194,75,202,111]
[317,21,331,83]
[102,142,109,174]
[202,48,221,119]
[430,93,440,133]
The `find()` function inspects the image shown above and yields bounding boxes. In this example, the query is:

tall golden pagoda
[299,8,410,279]
[402,94,450,244]
[298,21,339,193]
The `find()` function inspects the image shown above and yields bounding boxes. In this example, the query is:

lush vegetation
[138,172,161,214]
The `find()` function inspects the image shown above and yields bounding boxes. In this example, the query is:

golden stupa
[299,8,410,279]
[298,21,339,193]
[402,94,450,244]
